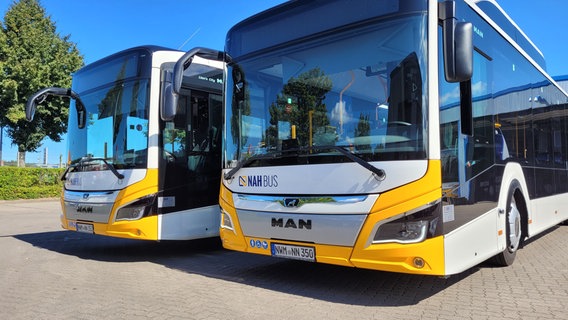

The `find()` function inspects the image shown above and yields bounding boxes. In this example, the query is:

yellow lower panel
[220,194,247,251]
[225,235,356,268]
[220,228,247,251]
[60,215,159,240]
[350,236,445,275]
[105,215,159,240]
[311,243,354,267]
[220,191,355,267]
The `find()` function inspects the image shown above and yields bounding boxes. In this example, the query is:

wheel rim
[508,199,522,252]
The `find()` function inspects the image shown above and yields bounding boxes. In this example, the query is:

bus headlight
[220,207,235,232]
[115,195,156,221]
[373,201,442,244]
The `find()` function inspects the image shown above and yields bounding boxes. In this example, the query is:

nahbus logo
[238,175,278,187]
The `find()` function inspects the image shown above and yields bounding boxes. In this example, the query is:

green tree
[354,113,371,152]
[0,0,83,166]
[266,68,333,148]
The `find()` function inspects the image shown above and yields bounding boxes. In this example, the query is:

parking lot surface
[1,199,567,319]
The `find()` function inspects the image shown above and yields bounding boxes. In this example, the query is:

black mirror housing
[439,1,473,83]
[451,22,473,82]
[161,83,178,121]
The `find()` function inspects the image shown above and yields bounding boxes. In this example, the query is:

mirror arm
[439,1,473,135]
[439,1,459,82]
[26,87,86,129]
[173,47,224,94]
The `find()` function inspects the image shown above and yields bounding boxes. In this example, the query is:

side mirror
[439,1,474,135]
[161,82,178,121]
[439,1,473,83]
[451,22,473,82]
[232,66,246,102]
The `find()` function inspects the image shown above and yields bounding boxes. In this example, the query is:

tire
[491,181,524,266]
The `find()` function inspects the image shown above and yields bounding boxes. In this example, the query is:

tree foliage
[354,113,371,151]
[0,0,83,165]
[267,68,333,148]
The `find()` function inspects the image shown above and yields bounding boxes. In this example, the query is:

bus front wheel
[492,182,524,266]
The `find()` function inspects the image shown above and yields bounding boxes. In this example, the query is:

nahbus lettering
[271,218,312,230]
[239,175,278,187]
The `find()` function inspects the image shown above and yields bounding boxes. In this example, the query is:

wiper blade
[311,145,385,180]
[224,152,284,180]
[61,157,125,181]
[60,164,75,181]
[85,157,125,180]
[224,145,385,181]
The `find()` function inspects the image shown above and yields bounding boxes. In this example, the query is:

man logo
[83,193,89,200]
[271,217,312,230]
[283,198,300,208]
[76,205,93,213]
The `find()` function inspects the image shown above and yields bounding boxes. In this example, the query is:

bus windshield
[225,14,428,167]
[67,52,150,169]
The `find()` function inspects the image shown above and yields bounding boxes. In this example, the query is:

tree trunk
[17,150,26,167]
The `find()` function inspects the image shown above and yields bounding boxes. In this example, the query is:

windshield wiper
[312,145,386,180]
[224,152,285,180]
[224,145,385,181]
[61,157,125,181]
[60,164,75,181]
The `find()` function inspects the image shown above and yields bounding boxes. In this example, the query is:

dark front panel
[159,91,222,214]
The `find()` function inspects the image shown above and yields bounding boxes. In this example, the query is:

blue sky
[1,0,567,164]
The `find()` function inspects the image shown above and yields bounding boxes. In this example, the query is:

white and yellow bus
[27,46,225,240]
[216,0,568,275]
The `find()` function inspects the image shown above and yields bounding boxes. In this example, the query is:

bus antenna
[178,27,201,50]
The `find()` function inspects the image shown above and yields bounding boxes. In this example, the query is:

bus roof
[77,45,180,74]
[466,0,546,70]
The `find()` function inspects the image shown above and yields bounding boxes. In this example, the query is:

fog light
[413,257,425,269]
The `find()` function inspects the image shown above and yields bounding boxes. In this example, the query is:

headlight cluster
[115,194,156,221]
[220,207,235,231]
[373,201,442,244]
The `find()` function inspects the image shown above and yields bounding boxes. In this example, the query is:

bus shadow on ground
[13,229,516,307]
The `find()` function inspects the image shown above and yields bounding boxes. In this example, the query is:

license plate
[271,243,315,262]
[76,222,94,234]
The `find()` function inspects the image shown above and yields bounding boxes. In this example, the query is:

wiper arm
[61,157,125,181]
[60,164,75,181]
[224,152,283,180]
[224,146,385,181]
[312,145,385,181]
[85,157,125,180]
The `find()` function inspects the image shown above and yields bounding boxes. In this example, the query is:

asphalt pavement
[1,199,567,319]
